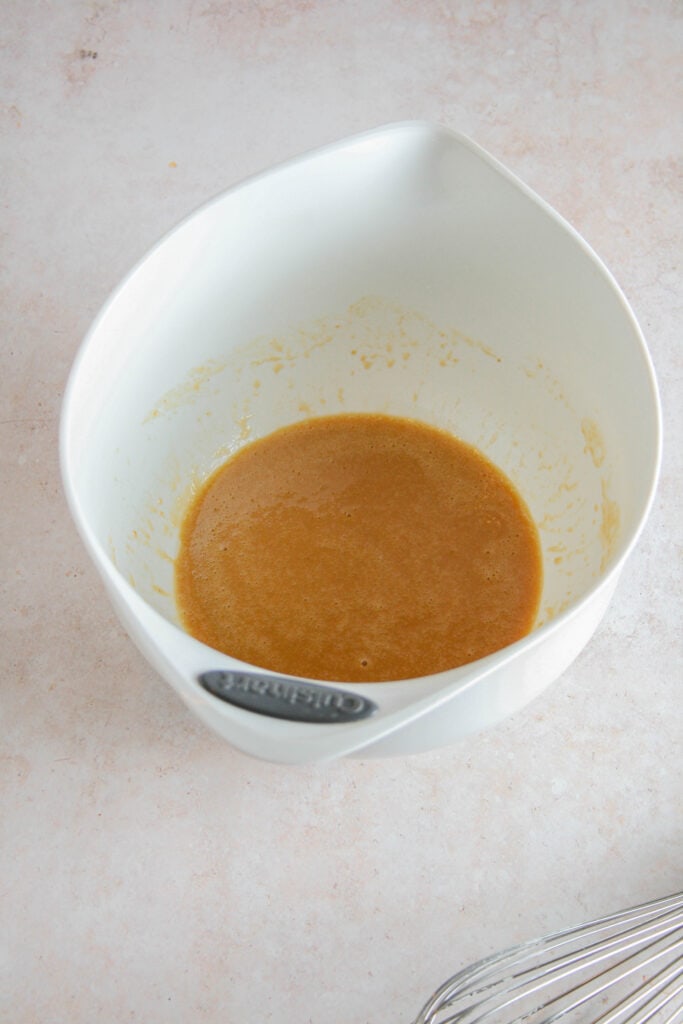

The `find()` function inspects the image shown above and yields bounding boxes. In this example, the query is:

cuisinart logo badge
[198,670,377,723]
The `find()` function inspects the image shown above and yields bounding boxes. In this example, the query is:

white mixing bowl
[60,123,661,763]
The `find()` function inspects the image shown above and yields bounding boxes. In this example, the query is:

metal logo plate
[198,670,377,724]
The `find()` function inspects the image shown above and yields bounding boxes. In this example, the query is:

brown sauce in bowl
[175,414,542,682]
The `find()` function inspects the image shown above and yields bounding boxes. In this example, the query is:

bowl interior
[63,123,660,679]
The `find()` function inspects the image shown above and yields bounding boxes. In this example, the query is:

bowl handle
[197,669,378,723]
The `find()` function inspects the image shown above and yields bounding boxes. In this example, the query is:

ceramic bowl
[60,123,661,763]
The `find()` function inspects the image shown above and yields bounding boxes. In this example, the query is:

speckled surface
[1,2,681,1021]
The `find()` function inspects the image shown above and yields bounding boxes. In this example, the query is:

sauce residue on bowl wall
[175,413,543,682]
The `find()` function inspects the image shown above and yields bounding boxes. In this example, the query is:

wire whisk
[413,891,683,1024]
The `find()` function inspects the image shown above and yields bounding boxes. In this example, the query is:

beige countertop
[1,2,681,1021]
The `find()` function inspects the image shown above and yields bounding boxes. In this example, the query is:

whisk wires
[413,892,683,1024]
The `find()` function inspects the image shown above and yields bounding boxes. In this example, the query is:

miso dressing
[175,414,542,682]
